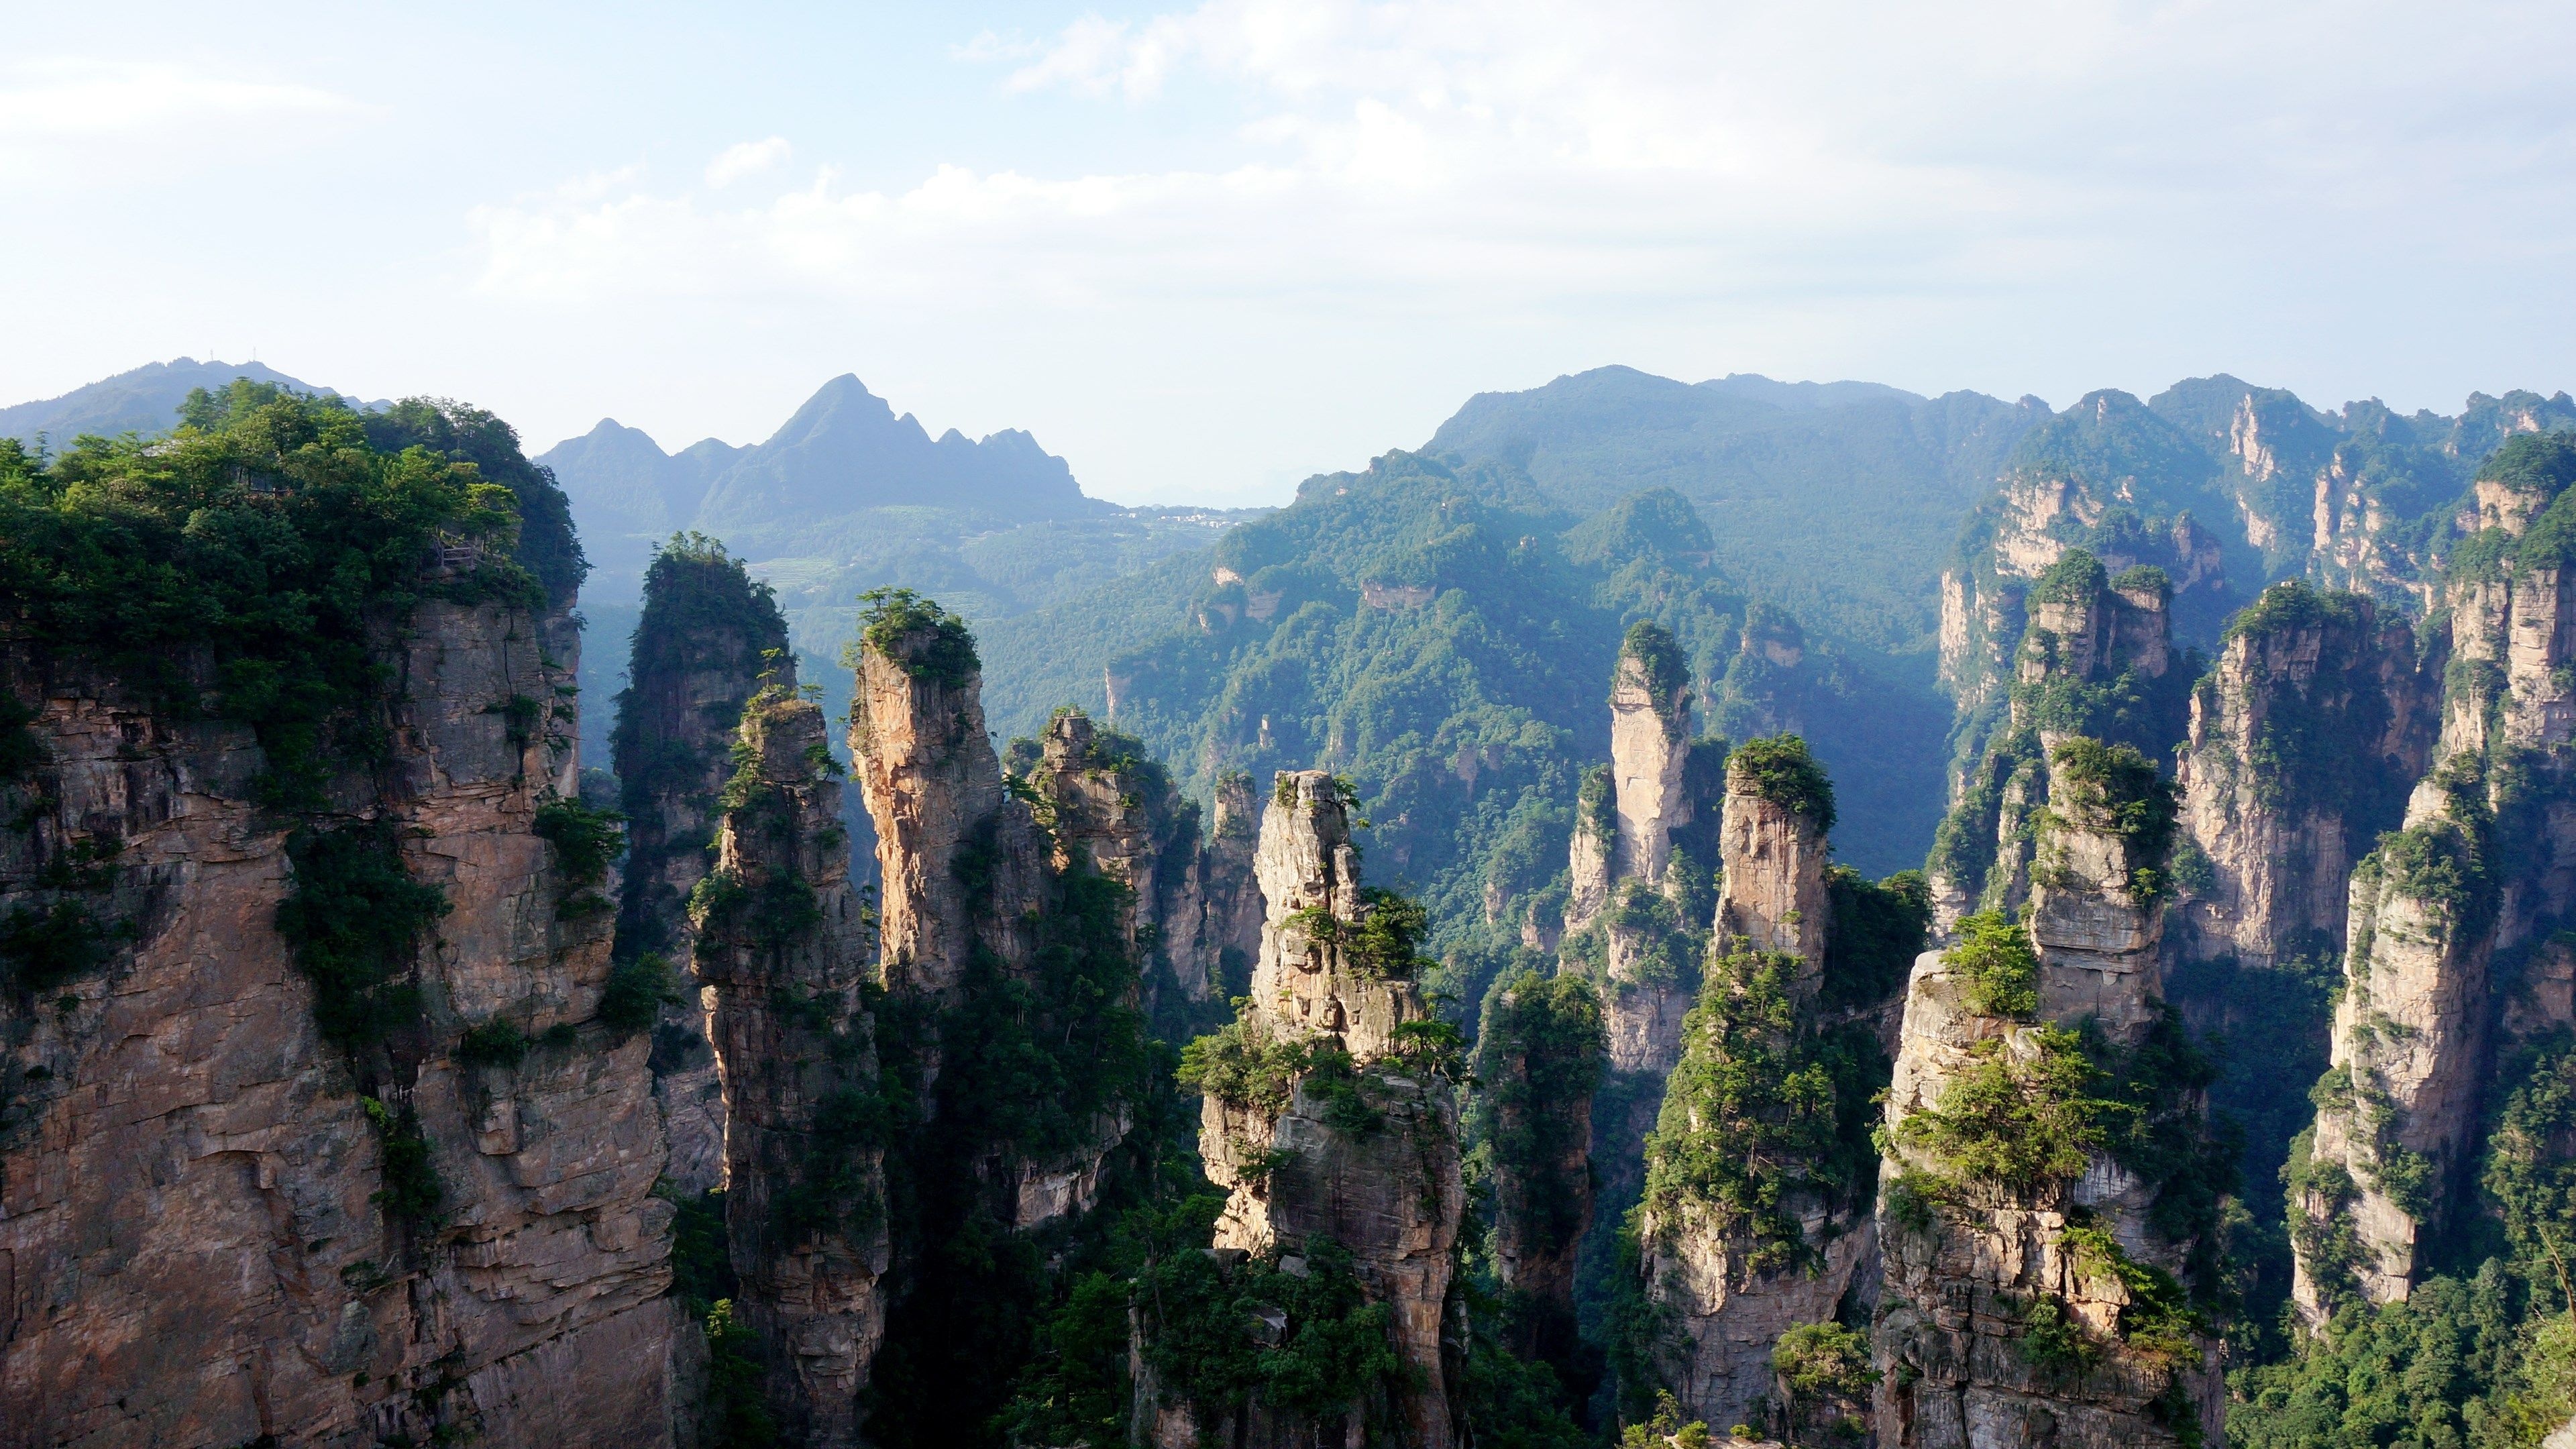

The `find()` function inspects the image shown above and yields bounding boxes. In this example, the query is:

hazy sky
[6,1,2574,504]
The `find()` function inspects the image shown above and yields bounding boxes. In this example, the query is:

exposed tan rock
[2169,588,2434,971]
[1873,945,2222,1449]
[1713,761,1830,989]
[694,689,888,1446]
[1611,650,1695,890]
[0,596,682,1449]
[2290,784,2493,1317]
[1193,770,1462,1446]
[612,549,794,1199]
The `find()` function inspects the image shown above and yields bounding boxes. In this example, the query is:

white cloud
[706,136,792,187]
[0,57,355,138]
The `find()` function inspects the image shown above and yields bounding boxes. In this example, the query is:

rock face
[694,688,888,1446]
[1712,757,1830,988]
[846,616,1031,1005]
[1471,969,1604,1382]
[1874,743,2222,1449]
[1010,711,1261,1028]
[2169,586,2436,973]
[1611,645,1696,888]
[0,596,682,1448]
[612,539,794,1197]
[1930,551,2184,937]
[1188,771,1464,1446]
[1635,741,1872,1437]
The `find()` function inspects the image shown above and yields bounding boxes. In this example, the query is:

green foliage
[1134,1234,1407,1431]
[600,953,683,1035]
[1619,1390,1713,1449]
[276,819,450,1052]
[654,1182,739,1311]
[0,900,115,994]
[1773,1321,1879,1442]
[2229,1265,2524,1449]
[1729,734,1837,835]
[857,586,979,685]
[700,1299,781,1449]
[1179,1016,1307,1114]
[360,1094,443,1228]
[0,386,536,806]
[1890,1026,2122,1197]
[1643,949,1888,1272]
[1820,867,1929,1012]
[2013,1293,2099,1381]
[2475,431,2576,498]
[2031,548,2109,606]
[1470,969,1607,1267]
[360,394,588,608]
[2060,1222,2204,1369]
[2048,737,2178,901]
[1350,887,1433,979]
[454,1018,530,1069]
[534,796,623,890]
[1621,619,1690,708]
[2484,1032,2576,1311]
[1945,910,2039,1018]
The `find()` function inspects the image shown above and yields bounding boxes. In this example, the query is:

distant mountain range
[0,358,364,446]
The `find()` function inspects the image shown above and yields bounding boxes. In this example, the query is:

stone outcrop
[1182,771,1464,1446]
[694,688,888,1446]
[0,594,683,1447]
[1929,551,2185,937]
[611,538,793,1197]
[1635,738,1876,1437]
[1610,639,1696,890]
[1010,711,1261,1029]
[1711,753,1831,989]
[1875,741,2222,1449]
[2168,584,2435,972]
[1471,969,1604,1383]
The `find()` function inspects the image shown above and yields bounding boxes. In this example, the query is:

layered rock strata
[1929,550,2183,936]
[694,688,888,1447]
[1184,771,1464,1446]
[0,597,682,1448]
[2168,583,2434,972]
[1635,741,1874,1436]
[1874,742,2222,1449]
[611,537,794,1196]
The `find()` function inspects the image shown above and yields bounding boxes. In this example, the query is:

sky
[4,1,2575,505]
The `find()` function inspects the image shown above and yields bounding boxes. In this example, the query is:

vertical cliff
[1929,549,2190,936]
[1161,770,1466,1446]
[1875,737,2224,1449]
[1470,969,1606,1391]
[841,590,1159,1444]
[1631,737,1907,1438]
[0,388,684,1448]
[692,686,888,1446]
[1005,710,1259,1038]
[612,535,794,1197]
[2167,582,2434,972]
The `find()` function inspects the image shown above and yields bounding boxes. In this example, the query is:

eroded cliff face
[2168,586,2434,973]
[612,542,794,1198]
[1875,743,2222,1449]
[693,688,887,1446]
[1636,751,1868,1437]
[1471,969,1604,1384]
[1012,711,1260,1031]
[1713,763,1830,990]
[0,598,682,1449]
[1187,771,1464,1446]
[1930,552,2184,938]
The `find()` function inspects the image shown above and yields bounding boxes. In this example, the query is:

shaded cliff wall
[612,536,794,1197]
[0,392,682,1449]
[2284,443,2576,1318]
[694,688,887,1446]
[1470,968,1606,1395]
[841,594,1160,1444]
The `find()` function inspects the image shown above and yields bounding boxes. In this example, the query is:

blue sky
[5,1,2575,503]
